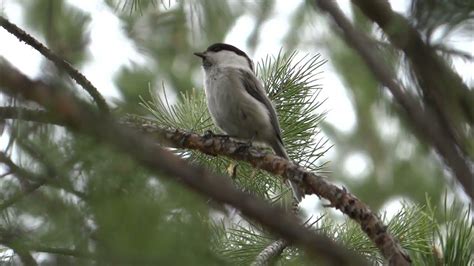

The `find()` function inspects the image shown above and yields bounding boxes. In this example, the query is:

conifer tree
[0,0,471,265]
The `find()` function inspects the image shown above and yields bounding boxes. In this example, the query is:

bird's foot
[235,138,255,154]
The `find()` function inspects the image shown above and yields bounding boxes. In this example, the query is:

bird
[194,43,303,202]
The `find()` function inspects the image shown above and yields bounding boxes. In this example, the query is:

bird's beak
[193,52,206,59]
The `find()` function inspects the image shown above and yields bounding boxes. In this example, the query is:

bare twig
[314,0,473,203]
[0,59,367,266]
[251,239,287,266]
[0,15,109,113]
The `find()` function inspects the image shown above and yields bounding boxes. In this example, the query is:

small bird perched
[194,43,303,202]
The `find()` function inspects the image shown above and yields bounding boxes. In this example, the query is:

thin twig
[0,59,368,266]
[251,195,304,264]
[0,16,109,113]
[251,239,287,266]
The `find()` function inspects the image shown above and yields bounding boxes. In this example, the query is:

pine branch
[0,15,109,113]
[141,87,287,200]
[141,51,328,202]
[122,116,411,265]
[0,101,408,264]
[0,58,368,266]
[314,0,473,201]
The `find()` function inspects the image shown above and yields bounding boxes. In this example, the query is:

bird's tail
[271,139,304,202]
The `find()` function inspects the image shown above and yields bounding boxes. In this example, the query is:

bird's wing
[238,69,284,144]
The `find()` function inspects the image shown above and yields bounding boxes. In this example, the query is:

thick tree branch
[0,15,109,113]
[314,0,473,201]
[0,59,367,266]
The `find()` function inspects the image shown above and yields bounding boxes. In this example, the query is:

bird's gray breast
[204,68,272,140]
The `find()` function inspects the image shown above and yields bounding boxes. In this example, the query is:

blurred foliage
[317,4,466,210]
[0,0,472,264]
[322,26,447,209]
[211,196,472,265]
[20,0,91,65]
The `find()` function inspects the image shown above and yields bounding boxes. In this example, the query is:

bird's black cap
[204,43,253,71]
[206,43,249,59]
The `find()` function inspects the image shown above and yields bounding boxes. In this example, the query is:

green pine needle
[141,51,328,200]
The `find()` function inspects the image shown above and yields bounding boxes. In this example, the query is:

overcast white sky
[0,0,472,217]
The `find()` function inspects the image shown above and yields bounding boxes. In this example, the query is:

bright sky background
[0,0,472,218]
